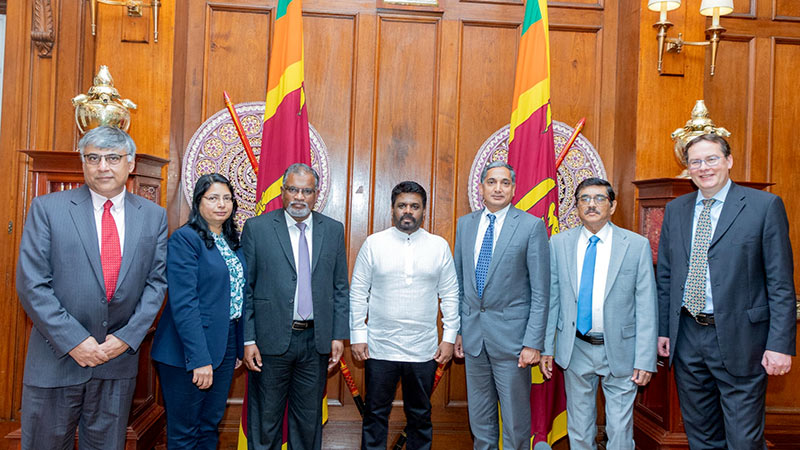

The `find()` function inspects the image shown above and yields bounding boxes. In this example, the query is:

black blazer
[241,209,349,355]
[657,182,796,376]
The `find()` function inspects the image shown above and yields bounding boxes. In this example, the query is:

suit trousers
[465,344,532,450]
[21,376,136,450]
[361,359,437,450]
[674,311,767,450]
[563,338,637,450]
[247,327,328,450]
[157,319,239,450]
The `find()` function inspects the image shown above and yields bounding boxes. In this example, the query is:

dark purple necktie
[296,222,313,319]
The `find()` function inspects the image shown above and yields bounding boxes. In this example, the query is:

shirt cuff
[350,329,368,344]
[442,329,458,344]
[244,340,256,346]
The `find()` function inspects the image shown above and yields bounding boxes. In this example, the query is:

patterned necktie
[101,200,121,302]
[684,198,716,316]
[577,235,600,335]
[295,222,313,319]
[475,213,496,298]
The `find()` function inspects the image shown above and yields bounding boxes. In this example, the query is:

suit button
[102,321,108,327]
[480,308,486,312]
[101,299,106,304]
[289,298,294,303]
[292,275,297,281]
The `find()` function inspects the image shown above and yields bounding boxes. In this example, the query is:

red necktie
[101,200,122,302]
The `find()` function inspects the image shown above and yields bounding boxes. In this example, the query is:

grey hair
[78,126,136,161]
[283,163,320,189]
[480,161,516,183]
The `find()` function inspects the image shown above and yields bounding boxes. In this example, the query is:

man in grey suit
[540,178,657,450]
[241,163,349,450]
[16,126,168,450]
[453,161,549,450]
[657,134,796,449]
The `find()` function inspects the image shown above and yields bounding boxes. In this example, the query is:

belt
[291,320,314,330]
[576,331,604,345]
[682,307,715,326]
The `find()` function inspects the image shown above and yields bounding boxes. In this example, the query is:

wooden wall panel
[455,21,518,221]
[773,0,800,20]
[204,5,271,119]
[372,16,440,234]
[549,26,601,148]
[703,36,755,182]
[769,38,800,291]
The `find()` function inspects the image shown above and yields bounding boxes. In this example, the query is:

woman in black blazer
[152,173,245,449]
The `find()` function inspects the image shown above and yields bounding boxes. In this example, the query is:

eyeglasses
[688,155,723,170]
[284,186,316,196]
[203,195,233,204]
[577,194,610,205]
[82,153,130,166]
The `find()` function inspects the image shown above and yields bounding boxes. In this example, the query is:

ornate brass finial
[71,66,137,134]
[670,100,730,178]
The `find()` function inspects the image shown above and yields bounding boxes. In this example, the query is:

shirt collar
[694,178,732,206]
[581,221,612,243]
[283,209,313,230]
[89,189,126,212]
[391,226,425,240]
[482,203,511,221]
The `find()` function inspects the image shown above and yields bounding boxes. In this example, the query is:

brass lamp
[648,0,734,76]
[88,0,161,43]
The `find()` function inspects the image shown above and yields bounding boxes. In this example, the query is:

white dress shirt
[89,189,126,256]
[473,203,511,269]
[350,227,460,362]
[284,210,314,321]
[576,222,613,333]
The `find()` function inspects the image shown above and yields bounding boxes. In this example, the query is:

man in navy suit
[657,134,796,449]
[16,126,167,450]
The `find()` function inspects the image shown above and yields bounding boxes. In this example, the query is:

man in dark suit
[16,126,168,450]
[656,134,796,449]
[241,163,349,450]
[453,161,550,450]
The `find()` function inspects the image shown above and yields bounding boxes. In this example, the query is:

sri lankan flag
[254,0,311,215]
[507,0,567,446]
[238,0,323,448]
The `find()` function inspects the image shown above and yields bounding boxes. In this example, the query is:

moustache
[585,207,598,214]
[290,201,309,208]
[401,213,416,222]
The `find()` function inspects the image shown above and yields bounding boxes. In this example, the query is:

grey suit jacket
[454,206,550,359]
[544,223,658,377]
[657,182,796,376]
[241,209,349,355]
[16,185,168,388]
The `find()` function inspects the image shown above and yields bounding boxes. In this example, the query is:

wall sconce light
[648,0,733,76]
[89,0,161,43]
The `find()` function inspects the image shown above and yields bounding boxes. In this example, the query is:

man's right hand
[454,335,464,359]
[68,336,110,367]
[657,337,670,358]
[243,344,262,372]
[540,355,554,380]
[351,343,369,361]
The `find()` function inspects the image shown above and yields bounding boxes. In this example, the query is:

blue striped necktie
[475,213,496,298]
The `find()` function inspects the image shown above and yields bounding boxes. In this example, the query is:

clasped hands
[68,334,129,368]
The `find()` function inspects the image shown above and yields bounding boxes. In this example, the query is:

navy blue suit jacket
[152,225,246,370]
[657,182,796,376]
